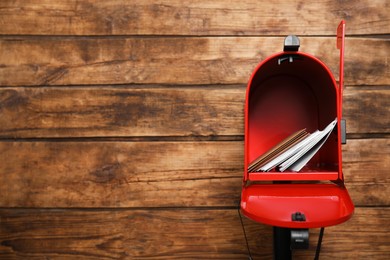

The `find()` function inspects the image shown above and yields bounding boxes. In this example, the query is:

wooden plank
[343,138,390,206]
[0,208,389,259]
[0,141,243,208]
[0,0,388,36]
[0,37,388,86]
[0,86,244,138]
[0,209,249,259]
[0,86,389,138]
[0,139,388,208]
[344,86,390,134]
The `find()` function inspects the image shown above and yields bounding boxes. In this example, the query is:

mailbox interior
[245,52,341,181]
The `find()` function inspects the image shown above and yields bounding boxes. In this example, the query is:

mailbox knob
[284,35,300,51]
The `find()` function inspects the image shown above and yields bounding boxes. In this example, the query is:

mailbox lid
[241,183,354,228]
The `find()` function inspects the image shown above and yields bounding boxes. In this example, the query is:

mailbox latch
[292,212,306,222]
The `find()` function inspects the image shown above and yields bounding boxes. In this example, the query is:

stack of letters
[248,118,337,172]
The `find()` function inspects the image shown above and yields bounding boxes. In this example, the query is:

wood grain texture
[0,139,388,208]
[0,86,244,138]
[0,0,388,36]
[0,0,388,258]
[0,37,388,86]
[0,208,389,259]
[0,86,389,138]
[344,86,390,134]
[0,141,243,208]
[343,138,390,206]
[0,209,249,259]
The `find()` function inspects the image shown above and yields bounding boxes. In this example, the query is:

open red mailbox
[241,21,354,237]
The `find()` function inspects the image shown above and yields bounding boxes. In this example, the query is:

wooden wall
[0,1,389,259]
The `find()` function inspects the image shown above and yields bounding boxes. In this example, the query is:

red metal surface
[241,21,354,228]
[241,183,354,228]
[337,20,346,104]
[248,172,338,181]
[336,20,346,178]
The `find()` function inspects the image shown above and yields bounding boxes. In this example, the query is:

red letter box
[240,21,354,255]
